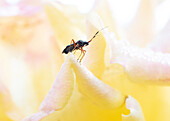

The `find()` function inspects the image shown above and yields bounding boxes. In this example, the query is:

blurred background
[0,0,170,120]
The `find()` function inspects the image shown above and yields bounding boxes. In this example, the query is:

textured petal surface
[70,54,125,109]
[39,55,74,112]
[22,55,75,121]
[22,54,127,121]
[38,55,125,121]
[122,96,145,121]
[107,32,170,84]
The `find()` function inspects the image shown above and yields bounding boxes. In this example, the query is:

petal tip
[122,96,145,121]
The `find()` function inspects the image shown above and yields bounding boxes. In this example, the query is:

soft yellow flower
[23,1,146,121]
[23,53,145,121]
[0,0,170,121]
[33,0,169,121]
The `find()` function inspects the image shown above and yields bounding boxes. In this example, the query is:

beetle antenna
[88,26,108,43]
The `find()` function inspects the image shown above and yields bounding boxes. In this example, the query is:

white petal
[108,32,170,84]
[148,19,170,53]
[125,0,155,47]
[39,55,74,112]
[122,96,145,121]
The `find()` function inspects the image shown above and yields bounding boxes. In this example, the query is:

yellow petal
[43,1,86,47]
[39,55,74,112]
[101,63,126,91]
[108,32,170,85]
[40,87,123,121]
[70,54,125,109]
[23,54,124,121]
[122,96,145,121]
[83,16,106,78]
[0,80,26,121]
[8,57,39,116]
[0,83,13,121]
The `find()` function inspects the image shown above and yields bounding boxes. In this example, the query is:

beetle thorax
[76,40,85,47]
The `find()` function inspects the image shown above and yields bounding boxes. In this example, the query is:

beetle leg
[77,48,83,61]
[69,39,76,52]
[73,50,76,54]
[70,39,76,46]
[73,43,79,51]
[79,49,86,63]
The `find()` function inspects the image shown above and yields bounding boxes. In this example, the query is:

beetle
[62,27,106,62]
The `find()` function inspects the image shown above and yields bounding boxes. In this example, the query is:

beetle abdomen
[62,44,75,54]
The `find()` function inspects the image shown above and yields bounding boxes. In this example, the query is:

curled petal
[70,54,125,109]
[39,55,74,112]
[122,96,145,121]
[108,32,170,85]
